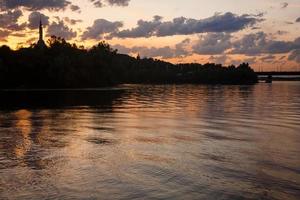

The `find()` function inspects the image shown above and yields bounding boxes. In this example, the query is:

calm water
[0,82,300,200]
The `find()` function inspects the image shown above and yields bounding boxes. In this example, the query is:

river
[0,82,300,199]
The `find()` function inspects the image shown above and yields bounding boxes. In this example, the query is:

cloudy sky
[0,0,299,70]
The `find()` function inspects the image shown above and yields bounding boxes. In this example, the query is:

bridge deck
[256,72,300,76]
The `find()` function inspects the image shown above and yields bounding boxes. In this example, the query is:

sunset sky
[0,0,299,71]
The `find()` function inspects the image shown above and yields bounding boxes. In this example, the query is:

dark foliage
[0,37,257,89]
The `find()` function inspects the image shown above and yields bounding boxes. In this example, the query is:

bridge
[256,71,300,76]
[255,71,300,81]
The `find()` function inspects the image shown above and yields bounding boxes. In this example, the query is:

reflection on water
[0,83,300,200]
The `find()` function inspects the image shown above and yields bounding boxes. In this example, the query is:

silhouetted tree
[0,37,258,89]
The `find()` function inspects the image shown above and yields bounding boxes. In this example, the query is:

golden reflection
[34,110,53,147]
[135,136,167,144]
[139,154,175,164]
[14,109,32,158]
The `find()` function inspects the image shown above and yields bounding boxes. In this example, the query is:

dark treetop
[0,36,257,89]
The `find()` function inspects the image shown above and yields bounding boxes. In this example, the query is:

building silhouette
[36,17,47,49]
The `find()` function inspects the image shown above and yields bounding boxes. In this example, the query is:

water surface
[0,82,300,199]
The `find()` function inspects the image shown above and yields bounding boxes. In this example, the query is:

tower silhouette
[37,16,46,49]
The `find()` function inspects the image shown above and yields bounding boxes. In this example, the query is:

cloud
[134,46,176,59]
[113,45,176,59]
[235,32,277,55]
[11,33,27,37]
[113,15,162,38]
[260,55,276,63]
[230,57,257,66]
[90,0,131,7]
[288,49,300,63]
[90,0,104,7]
[285,21,294,25]
[279,55,286,60]
[276,30,288,35]
[82,19,123,40]
[112,12,263,38]
[0,9,26,31]
[192,33,232,55]
[47,20,77,40]
[209,55,228,65]
[230,32,300,55]
[28,12,49,29]
[0,0,72,11]
[296,17,300,23]
[70,5,81,12]
[0,29,10,39]
[265,40,299,54]
[174,38,191,57]
[81,13,262,40]
[208,55,258,66]
[63,17,83,25]
[112,30,299,62]
[107,0,130,6]
[280,2,289,9]
[113,39,190,59]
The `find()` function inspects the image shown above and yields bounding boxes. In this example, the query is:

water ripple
[0,82,300,199]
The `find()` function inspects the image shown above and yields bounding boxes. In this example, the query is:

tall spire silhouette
[39,17,43,41]
[37,15,46,49]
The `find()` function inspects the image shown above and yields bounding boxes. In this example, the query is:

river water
[0,82,300,200]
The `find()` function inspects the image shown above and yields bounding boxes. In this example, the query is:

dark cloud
[0,0,71,11]
[288,49,300,63]
[28,12,49,29]
[0,29,10,38]
[70,5,81,12]
[179,31,300,58]
[276,30,288,35]
[82,19,123,40]
[192,33,231,55]
[265,40,299,54]
[63,17,83,25]
[296,17,300,23]
[279,55,286,60]
[113,15,162,38]
[112,12,263,38]
[11,33,27,37]
[230,32,300,55]
[90,0,130,7]
[81,12,262,40]
[47,20,77,40]
[113,31,300,62]
[174,38,191,57]
[90,0,104,7]
[280,2,289,9]
[0,9,26,31]
[251,26,261,30]
[285,21,294,25]
[107,0,130,6]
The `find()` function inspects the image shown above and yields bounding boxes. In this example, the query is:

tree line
[0,36,258,89]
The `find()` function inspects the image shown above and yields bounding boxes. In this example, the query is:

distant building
[36,18,47,49]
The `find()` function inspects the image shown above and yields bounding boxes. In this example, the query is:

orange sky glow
[0,0,299,71]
